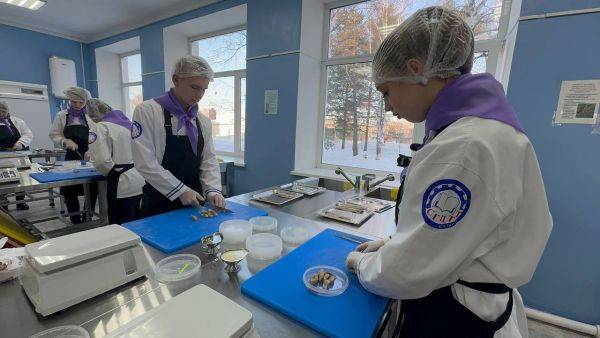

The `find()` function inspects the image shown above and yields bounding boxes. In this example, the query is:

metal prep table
[0,182,397,338]
[0,163,108,238]
[0,149,67,208]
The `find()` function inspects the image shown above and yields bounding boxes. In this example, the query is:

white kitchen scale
[20,225,151,316]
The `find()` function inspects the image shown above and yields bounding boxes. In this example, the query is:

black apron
[397,280,514,338]
[393,131,514,337]
[60,114,90,196]
[107,164,135,224]
[140,108,204,217]
[0,118,21,151]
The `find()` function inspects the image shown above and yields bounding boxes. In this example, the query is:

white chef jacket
[1,116,33,147]
[89,121,145,199]
[355,117,553,338]
[131,99,222,201]
[49,109,95,147]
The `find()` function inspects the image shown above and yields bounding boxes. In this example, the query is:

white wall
[294,0,325,171]
[95,49,123,110]
[162,28,189,91]
[94,36,140,110]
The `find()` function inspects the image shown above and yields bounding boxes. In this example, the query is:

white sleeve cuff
[204,188,222,197]
[166,183,187,201]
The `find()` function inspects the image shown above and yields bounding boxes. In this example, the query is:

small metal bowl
[220,249,248,273]
[201,232,223,255]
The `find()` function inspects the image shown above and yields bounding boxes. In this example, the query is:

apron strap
[162,109,173,137]
[107,163,135,224]
[456,280,514,332]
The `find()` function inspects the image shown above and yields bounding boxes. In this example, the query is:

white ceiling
[0,0,221,43]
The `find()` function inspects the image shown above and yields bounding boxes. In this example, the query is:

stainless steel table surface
[0,162,108,237]
[0,186,396,338]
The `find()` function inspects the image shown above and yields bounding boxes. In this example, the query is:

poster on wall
[264,90,278,115]
[554,80,600,125]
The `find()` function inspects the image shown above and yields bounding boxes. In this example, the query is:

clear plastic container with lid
[154,254,201,283]
[245,233,283,260]
[30,325,90,338]
[249,216,278,234]
[280,224,312,252]
[220,220,253,245]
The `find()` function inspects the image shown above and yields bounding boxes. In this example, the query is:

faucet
[335,167,361,192]
[362,173,395,192]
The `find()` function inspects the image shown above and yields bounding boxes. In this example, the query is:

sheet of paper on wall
[264,90,278,115]
[554,80,600,125]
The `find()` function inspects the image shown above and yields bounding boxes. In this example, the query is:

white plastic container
[245,233,282,261]
[249,216,278,234]
[220,220,253,245]
[281,224,312,252]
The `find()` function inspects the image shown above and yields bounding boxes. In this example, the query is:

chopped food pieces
[201,209,218,218]
[310,269,337,290]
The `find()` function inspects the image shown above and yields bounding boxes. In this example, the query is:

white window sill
[291,167,399,189]
[218,155,245,168]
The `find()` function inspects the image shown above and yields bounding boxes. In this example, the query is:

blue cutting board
[122,201,267,253]
[29,168,104,183]
[241,229,390,338]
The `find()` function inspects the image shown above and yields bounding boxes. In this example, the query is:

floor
[3,197,594,338]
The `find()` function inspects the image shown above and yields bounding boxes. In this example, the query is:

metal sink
[316,178,353,192]
[364,187,396,202]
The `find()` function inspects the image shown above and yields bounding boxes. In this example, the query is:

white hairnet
[0,101,8,113]
[87,98,112,120]
[173,55,214,80]
[63,86,91,103]
[372,6,474,85]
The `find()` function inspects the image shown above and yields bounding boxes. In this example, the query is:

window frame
[119,50,143,118]
[188,27,247,160]
[316,0,512,175]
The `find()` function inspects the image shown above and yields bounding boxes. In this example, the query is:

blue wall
[507,3,600,324]
[85,0,301,194]
[0,24,85,119]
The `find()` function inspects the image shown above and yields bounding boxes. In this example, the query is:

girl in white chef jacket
[345,7,552,338]
[86,99,144,224]
[0,101,34,210]
[49,87,98,224]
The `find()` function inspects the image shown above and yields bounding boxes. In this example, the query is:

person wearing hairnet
[87,99,144,224]
[49,87,97,223]
[345,7,552,338]
[132,55,225,217]
[0,101,34,210]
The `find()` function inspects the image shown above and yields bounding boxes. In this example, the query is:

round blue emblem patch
[131,121,142,139]
[422,179,471,229]
[88,131,97,144]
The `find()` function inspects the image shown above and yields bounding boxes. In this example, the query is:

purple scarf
[400,73,524,180]
[425,73,523,136]
[102,110,132,130]
[0,117,13,135]
[154,89,199,155]
[66,106,88,126]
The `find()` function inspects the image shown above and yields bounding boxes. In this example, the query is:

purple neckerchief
[399,73,524,181]
[425,73,524,136]
[102,110,132,130]
[0,117,13,135]
[66,106,88,126]
[154,89,199,155]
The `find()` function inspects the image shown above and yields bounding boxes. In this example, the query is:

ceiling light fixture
[0,0,46,10]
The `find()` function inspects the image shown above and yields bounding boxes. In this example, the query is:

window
[120,52,143,118]
[191,28,246,161]
[320,0,510,173]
